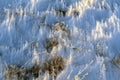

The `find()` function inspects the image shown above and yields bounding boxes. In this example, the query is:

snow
[0,0,120,80]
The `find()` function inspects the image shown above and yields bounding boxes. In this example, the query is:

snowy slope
[0,0,120,80]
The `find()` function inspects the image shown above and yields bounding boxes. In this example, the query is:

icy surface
[0,0,120,80]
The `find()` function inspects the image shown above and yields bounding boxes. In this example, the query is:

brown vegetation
[45,38,59,53]
[5,56,65,80]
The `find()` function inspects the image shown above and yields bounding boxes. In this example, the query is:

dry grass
[112,56,120,68]
[5,65,29,80]
[45,38,59,53]
[52,22,68,33]
[0,52,2,57]
[72,10,79,17]
[56,9,67,16]
[5,56,65,80]
[94,42,104,57]
[42,55,65,79]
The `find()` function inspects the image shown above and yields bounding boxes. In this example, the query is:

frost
[0,0,120,80]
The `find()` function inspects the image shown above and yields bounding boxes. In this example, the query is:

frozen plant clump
[45,38,59,53]
[5,65,29,80]
[52,22,70,39]
[112,55,120,68]
[94,42,104,57]
[56,9,67,16]
[0,52,2,57]
[4,55,65,80]
[52,22,68,33]
[41,55,65,80]
[72,10,79,17]
[26,64,41,79]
